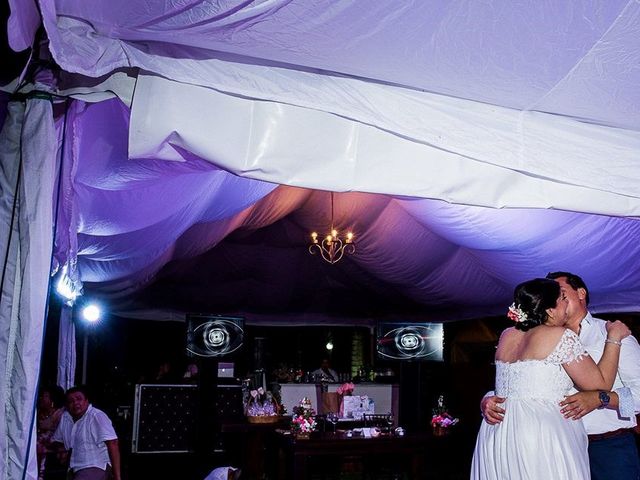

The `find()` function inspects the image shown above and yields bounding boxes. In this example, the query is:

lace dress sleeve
[544,329,588,365]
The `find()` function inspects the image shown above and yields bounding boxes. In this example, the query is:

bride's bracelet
[605,338,622,346]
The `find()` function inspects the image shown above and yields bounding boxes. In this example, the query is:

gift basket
[244,387,283,424]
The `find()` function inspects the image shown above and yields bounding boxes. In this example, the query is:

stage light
[55,267,82,306]
[325,340,334,351]
[81,304,102,323]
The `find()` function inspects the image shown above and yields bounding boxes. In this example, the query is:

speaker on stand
[376,323,444,431]
[185,315,245,465]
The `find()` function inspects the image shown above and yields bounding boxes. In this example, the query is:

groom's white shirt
[576,312,640,435]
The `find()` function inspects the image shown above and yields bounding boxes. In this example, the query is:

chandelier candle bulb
[308,192,356,264]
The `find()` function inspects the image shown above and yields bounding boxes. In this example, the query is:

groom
[481,271,640,480]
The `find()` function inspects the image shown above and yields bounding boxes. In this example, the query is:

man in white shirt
[481,272,640,480]
[52,386,121,480]
[312,358,338,382]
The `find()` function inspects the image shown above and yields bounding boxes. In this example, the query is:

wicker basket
[247,415,281,424]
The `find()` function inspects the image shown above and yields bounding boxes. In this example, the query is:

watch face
[598,391,610,408]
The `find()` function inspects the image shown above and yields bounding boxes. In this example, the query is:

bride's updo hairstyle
[511,278,561,332]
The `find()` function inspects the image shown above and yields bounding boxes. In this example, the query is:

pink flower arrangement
[291,397,317,434]
[431,394,459,429]
[291,414,317,433]
[431,412,459,428]
[336,382,355,395]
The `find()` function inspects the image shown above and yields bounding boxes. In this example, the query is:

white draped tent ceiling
[6,0,640,324]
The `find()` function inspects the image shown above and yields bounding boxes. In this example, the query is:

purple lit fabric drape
[3,0,634,322]
[39,96,640,324]
[15,1,637,214]
[26,0,640,130]
[52,98,277,296]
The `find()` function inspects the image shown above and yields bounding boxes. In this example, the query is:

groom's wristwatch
[597,391,610,409]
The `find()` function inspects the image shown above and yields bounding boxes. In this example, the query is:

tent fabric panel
[7,0,40,52]
[33,0,637,127]
[130,75,640,216]
[0,98,58,480]
[0,101,24,480]
[56,306,76,391]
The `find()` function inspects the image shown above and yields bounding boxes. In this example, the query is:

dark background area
[38,292,504,479]
[37,294,640,479]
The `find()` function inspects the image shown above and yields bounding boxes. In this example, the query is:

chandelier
[309,192,355,264]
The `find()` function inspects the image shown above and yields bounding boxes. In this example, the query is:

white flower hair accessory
[507,303,528,323]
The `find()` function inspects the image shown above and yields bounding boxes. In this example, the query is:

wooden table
[219,419,290,478]
[274,430,431,479]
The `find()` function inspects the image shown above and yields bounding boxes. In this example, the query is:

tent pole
[81,330,88,385]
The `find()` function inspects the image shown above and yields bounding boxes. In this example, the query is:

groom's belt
[587,427,634,442]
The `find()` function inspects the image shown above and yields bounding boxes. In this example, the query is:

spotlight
[55,267,82,306]
[81,304,102,323]
[325,340,334,351]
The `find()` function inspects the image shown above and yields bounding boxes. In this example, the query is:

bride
[471,278,630,479]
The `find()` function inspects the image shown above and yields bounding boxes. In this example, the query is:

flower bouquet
[336,382,355,396]
[290,397,317,438]
[336,382,355,418]
[431,395,459,436]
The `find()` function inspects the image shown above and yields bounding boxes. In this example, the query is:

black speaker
[376,323,444,361]
[186,315,244,358]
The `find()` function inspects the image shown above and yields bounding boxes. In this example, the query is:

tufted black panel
[132,384,244,453]
[132,384,198,453]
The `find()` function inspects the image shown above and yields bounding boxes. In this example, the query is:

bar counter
[278,383,399,418]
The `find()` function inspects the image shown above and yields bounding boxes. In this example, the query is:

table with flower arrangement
[273,429,433,480]
[218,385,290,478]
[219,416,290,478]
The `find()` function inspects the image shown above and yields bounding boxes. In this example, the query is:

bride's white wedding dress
[471,329,591,479]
